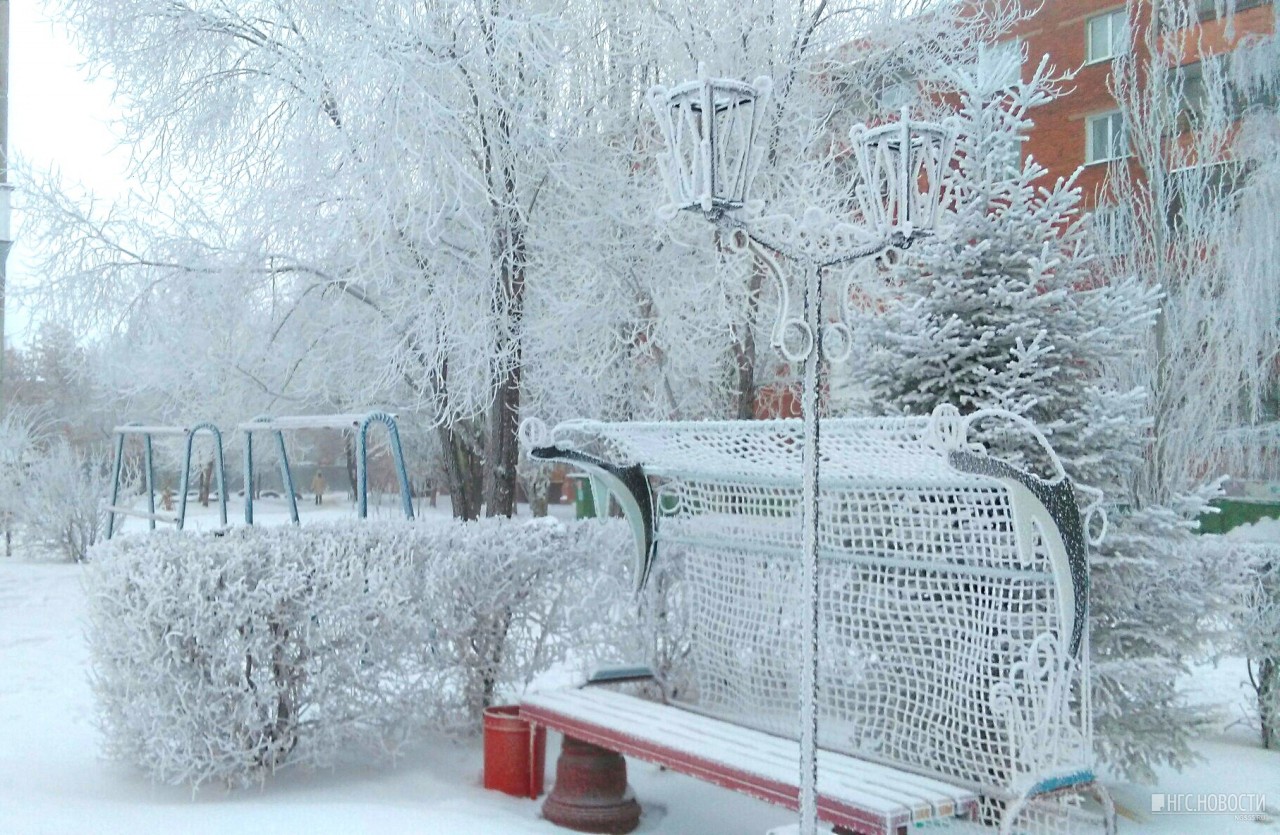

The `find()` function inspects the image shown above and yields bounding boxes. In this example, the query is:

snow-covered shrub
[1201,536,1280,749]
[86,517,633,788]
[21,439,113,562]
[0,409,57,556]
[87,524,436,787]
[419,517,634,729]
[633,546,697,704]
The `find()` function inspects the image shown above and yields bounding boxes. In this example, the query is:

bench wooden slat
[556,691,955,809]
[522,689,978,835]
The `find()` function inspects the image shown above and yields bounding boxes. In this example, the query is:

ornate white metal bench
[521,408,1116,834]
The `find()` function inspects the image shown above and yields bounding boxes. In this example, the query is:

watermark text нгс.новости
[1151,793,1270,822]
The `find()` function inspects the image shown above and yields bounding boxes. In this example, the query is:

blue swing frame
[240,411,414,525]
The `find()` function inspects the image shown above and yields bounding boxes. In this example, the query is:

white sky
[8,1,131,348]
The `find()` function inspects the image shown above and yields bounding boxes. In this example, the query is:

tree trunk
[730,254,767,420]
[483,363,521,518]
[199,458,213,507]
[482,218,526,518]
[344,430,358,502]
[520,459,550,518]
[440,422,483,521]
[1259,656,1277,750]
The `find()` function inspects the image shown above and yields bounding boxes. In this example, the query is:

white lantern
[850,110,956,243]
[648,70,772,216]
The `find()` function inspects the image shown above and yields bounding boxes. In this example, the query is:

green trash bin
[1198,498,1280,534]
[568,473,597,519]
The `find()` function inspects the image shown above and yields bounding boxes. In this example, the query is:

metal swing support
[105,422,229,539]
[239,411,414,525]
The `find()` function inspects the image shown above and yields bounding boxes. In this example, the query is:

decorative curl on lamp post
[647,66,957,835]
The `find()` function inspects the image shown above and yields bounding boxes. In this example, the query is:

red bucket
[483,705,547,798]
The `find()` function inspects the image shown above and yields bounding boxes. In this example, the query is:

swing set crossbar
[237,413,397,431]
[111,425,196,437]
[102,505,180,524]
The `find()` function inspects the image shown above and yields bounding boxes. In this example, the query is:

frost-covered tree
[0,409,55,557]
[28,0,653,519]
[19,439,112,562]
[25,0,1010,518]
[1103,0,1280,501]
[843,52,1223,780]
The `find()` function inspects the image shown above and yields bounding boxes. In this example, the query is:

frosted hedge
[86,517,632,788]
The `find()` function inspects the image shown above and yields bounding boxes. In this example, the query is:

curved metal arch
[176,422,228,531]
[530,444,655,593]
[948,450,1090,660]
[356,411,414,520]
[106,422,227,538]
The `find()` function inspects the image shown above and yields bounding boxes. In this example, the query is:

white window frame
[1086,110,1129,164]
[876,76,916,111]
[976,38,1025,90]
[1092,202,1135,256]
[1086,9,1129,64]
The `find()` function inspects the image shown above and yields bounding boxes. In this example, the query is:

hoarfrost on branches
[86,517,633,788]
[1106,0,1280,501]
[23,0,1020,516]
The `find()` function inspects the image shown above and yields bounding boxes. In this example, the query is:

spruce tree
[842,56,1217,781]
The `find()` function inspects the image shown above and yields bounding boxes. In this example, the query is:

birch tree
[1104,0,1280,502]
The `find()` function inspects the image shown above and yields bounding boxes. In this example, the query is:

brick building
[997,0,1274,207]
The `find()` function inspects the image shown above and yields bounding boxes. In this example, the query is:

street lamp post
[647,68,955,835]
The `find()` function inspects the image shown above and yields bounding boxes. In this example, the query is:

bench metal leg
[541,735,641,834]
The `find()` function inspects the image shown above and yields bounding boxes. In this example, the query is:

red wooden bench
[521,688,979,835]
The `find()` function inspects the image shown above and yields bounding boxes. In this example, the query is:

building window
[1174,57,1279,132]
[1161,0,1272,31]
[1086,111,1129,163]
[1086,9,1129,63]
[976,39,1024,90]
[1198,0,1272,21]
[1166,160,1249,229]
[1092,203,1135,256]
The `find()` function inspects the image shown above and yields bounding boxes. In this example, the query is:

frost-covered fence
[86,518,632,788]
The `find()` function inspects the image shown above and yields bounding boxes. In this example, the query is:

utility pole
[0,0,11,407]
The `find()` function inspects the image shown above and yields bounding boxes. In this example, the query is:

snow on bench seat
[520,688,979,835]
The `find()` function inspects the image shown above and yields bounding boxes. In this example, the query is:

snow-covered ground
[0,499,1275,834]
